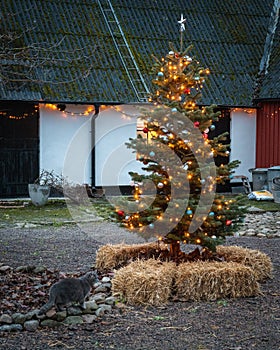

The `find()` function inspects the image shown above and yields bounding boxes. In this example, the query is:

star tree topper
[178,13,186,31]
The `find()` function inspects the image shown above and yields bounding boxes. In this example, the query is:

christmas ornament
[210,124,215,131]
[143,127,149,133]
[149,151,155,157]
[208,211,215,217]
[117,210,124,217]
[158,71,164,77]
[184,88,191,94]
[149,223,154,229]
[186,209,193,215]
[157,182,164,188]
[194,121,200,127]
[171,108,177,113]
[226,220,232,226]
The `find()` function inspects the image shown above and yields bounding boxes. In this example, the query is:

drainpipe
[91,104,100,187]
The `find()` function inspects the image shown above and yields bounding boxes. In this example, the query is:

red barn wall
[256,101,280,168]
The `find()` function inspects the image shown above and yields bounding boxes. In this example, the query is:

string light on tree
[113,14,245,262]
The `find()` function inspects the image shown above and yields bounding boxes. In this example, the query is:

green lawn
[0,194,279,228]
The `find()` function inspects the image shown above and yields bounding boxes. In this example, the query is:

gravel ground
[0,221,279,350]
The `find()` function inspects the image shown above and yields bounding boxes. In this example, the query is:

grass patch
[230,194,280,211]
[0,194,279,228]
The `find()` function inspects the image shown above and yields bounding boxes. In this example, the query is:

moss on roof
[0,0,278,106]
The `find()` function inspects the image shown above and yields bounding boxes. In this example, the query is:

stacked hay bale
[216,245,273,281]
[112,259,176,306]
[96,241,168,272]
[96,242,273,306]
[174,261,260,301]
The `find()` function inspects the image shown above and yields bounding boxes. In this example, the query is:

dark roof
[0,0,279,106]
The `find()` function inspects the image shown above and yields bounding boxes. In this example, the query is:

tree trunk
[169,241,181,260]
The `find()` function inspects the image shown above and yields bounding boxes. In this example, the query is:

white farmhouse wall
[230,109,256,181]
[39,104,92,184]
[95,105,144,186]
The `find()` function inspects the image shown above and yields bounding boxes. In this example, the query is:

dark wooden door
[0,103,39,198]
[208,109,231,192]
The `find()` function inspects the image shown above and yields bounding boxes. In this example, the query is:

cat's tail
[38,294,55,315]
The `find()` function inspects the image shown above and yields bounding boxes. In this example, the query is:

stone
[246,229,256,236]
[91,293,106,304]
[41,319,62,328]
[0,314,13,324]
[26,309,40,320]
[46,308,57,318]
[94,285,108,293]
[0,324,23,332]
[95,304,112,317]
[54,310,67,321]
[63,316,83,325]
[105,296,116,305]
[101,276,111,283]
[256,233,266,238]
[12,313,27,324]
[67,307,83,316]
[84,300,99,312]
[0,265,11,272]
[24,320,39,332]
[82,314,97,324]
[33,265,46,274]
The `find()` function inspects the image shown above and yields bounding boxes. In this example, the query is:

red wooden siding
[256,102,280,168]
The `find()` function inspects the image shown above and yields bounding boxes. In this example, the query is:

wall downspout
[91,104,100,187]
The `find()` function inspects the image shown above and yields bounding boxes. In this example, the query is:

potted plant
[28,170,61,206]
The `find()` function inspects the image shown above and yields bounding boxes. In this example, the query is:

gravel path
[0,215,279,350]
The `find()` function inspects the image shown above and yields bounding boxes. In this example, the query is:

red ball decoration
[142,127,149,133]
[226,220,232,226]
[194,121,200,128]
[117,210,125,217]
[184,88,191,94]
[203,133,208,139]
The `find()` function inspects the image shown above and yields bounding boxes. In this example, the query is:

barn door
[0,102,39,198]
[208,108,231,192]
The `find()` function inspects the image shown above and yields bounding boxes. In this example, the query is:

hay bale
[112,259,176,306]
[217,245,272,281]
[95,242,167,272]
[175,261,261,301]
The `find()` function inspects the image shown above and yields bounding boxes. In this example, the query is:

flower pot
[28,184,50,206]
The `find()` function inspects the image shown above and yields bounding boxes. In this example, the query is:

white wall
[40,104,92,184]
[94,105,144,186]
[230,109,256,181]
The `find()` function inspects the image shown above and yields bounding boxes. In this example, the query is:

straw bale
[175,261,261,301]
[217,245,272,281]
[95,242,167,272]
[112,259,176,306]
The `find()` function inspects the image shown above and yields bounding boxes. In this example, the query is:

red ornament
[184,88,191,94]
[142,127,149,133]
[226,220,232,226]
[203,133,208,139]
[194,121,200,128]
[117,210,125,217]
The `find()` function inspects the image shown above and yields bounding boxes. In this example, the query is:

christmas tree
[113,15,245,262]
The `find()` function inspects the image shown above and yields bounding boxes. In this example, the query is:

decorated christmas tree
[113,15,245,262]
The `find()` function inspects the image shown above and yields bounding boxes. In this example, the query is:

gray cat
[38,271,98,315]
